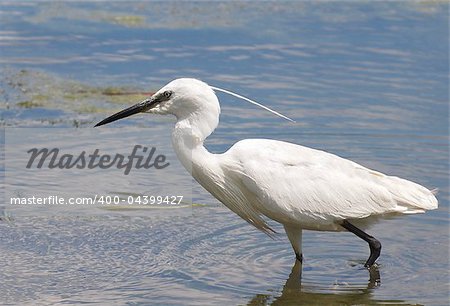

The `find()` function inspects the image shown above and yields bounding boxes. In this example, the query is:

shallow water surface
[0,2,448,305]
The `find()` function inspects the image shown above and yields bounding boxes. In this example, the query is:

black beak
[94,98,157,127]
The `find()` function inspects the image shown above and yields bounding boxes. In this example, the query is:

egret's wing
[223,139,437,230]
[192,157,276,235]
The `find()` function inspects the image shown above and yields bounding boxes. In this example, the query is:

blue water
[1,2,448,305]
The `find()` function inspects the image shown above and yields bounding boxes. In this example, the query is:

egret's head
[151,78,220,118]
[95,78,220,127]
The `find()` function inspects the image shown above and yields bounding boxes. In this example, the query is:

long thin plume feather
[210,85,295,122]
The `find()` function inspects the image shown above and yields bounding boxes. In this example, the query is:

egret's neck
[171,110,219,173]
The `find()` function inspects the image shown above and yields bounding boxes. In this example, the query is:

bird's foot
[364,261,378,269]
[366,263,381,287]
[364,238,382,268]
[364,261,380,269]
[295,252,303,263]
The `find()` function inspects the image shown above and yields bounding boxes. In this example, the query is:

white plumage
[220,139,437,230]
[95,78,438,269]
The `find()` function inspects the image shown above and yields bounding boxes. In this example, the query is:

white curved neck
[171,111,219,174]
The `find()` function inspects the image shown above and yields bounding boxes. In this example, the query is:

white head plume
[209,85,295,123]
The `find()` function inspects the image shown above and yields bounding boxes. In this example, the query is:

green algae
[109,15,146,27]
[5,68,151,118]
[17,100,43,108]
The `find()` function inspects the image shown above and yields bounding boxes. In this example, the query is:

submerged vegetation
[1,68,151,127]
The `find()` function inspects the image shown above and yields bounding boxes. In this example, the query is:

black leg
[295,252,303,263]
[341,220,381,268]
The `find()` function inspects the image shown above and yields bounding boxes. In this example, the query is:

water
[1,1,448,305]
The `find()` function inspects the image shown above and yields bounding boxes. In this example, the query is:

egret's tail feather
[386,176,438,213]
[430,188,439,195]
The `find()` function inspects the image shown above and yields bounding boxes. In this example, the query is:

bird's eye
[162,90,172,99]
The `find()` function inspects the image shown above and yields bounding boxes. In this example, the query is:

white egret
[95,78,438,268]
